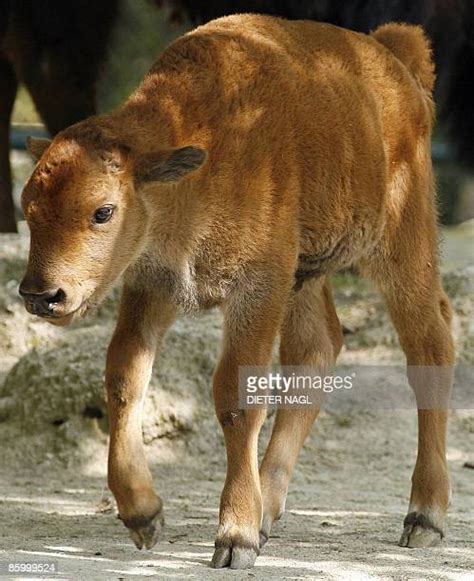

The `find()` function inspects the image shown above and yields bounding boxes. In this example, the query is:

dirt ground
[0,225,473,580]
[0,406,473,580]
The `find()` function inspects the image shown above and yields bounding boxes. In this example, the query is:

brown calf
[19,15,454,570]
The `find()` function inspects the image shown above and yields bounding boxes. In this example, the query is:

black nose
[19,285,66,316]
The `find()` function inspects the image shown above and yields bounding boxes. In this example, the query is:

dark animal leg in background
[0,0,119,232]
[9,0,120,135]
[0,54,18,233]
[24,73,96,138]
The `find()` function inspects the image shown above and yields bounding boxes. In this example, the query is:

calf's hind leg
[259,277,343,547]
[363,239,454,547]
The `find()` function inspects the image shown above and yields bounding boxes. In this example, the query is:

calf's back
[117,15,435,277]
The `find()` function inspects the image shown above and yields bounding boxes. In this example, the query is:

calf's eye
[92,205,115,224]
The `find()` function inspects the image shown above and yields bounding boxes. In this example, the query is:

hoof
[211,524,259,570]
[259,530,269,549]
[259,513,273,549]
[123,510,164,550]
[399,512,444,548]
[211,545,258,569]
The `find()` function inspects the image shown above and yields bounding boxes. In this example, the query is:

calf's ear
[26,137,52,161]
[134,146,207,187]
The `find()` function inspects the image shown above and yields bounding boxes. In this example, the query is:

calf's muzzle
[19,284,66,317]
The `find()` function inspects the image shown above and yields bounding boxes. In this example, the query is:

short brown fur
[20,15,454,569]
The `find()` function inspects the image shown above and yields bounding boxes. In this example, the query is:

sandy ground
[0,404,473,580]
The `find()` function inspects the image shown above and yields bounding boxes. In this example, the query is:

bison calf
[19,15,454,569]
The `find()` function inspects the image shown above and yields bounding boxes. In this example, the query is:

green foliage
[11,86,40,124]
[97,0,190,111]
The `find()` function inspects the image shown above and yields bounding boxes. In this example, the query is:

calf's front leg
[211,282,289,570]
[106,286,177,549]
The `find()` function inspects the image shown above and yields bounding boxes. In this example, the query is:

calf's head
[19,126,206,325]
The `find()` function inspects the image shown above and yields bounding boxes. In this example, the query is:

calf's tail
[372,23,435,94]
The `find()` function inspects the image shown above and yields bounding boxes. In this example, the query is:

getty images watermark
[238,365,474,410]
[245,369,354,406]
